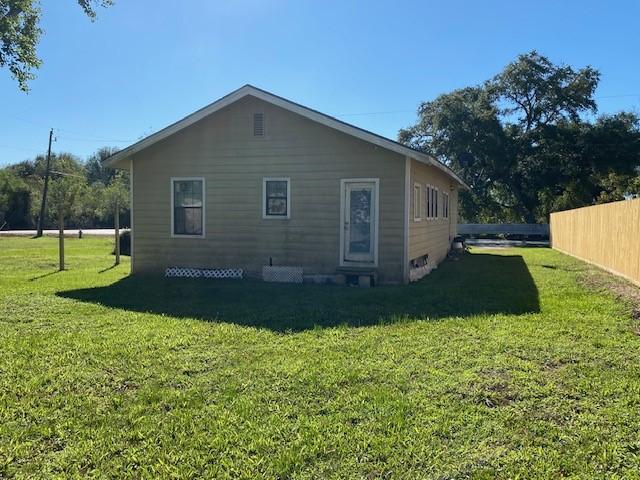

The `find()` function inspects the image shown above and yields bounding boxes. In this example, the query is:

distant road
[465,238,549,247]
[0,229,128,237]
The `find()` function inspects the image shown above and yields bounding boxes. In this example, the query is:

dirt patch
[115,380,138,393]
[482,380,518,408]
[470,368,518,408]
[542,358,568,372]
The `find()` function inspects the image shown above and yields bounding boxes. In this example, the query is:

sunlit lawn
[1,236,639,478]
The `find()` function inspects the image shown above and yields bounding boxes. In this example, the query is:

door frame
[339,178,380,267]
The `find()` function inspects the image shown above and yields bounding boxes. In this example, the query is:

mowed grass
[1,237,639,479]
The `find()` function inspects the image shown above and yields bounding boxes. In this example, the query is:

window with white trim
[172,178,204,237]
[413,183,422,221]
[263,177,290,218]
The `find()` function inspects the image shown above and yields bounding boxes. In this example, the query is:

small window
[172,178,204,237]
[425,186,431,220]
[263,177,290,219]
[413,183,422,221]
[426,185,438,220]
[443,192,450,219]
[253,113,265,136]
[433,187,436,218]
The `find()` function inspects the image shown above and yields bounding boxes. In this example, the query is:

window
[171,178,204,237]
[443,192,450,218]
[263,177,290,219]
[425,185,438,220]
[425,186,431,219]
[413,183,422,221]
[253,113,265,136]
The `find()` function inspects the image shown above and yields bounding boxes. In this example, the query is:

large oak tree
[399,51,640,223]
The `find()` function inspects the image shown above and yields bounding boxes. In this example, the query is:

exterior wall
[131,95,407,284]
[408,158,459,269]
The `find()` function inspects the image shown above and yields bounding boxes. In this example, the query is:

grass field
[1,237,639,479]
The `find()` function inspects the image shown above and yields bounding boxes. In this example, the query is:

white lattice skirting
[165,267,243,279]
[262,266,303,283]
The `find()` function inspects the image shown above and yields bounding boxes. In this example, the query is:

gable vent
[253,113,265,136]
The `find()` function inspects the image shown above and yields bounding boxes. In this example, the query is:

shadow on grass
[57,252,540,332]
[29,270,60,281]
[98,264,118,274]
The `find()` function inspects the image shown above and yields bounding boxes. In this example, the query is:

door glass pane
[349,188,371,253]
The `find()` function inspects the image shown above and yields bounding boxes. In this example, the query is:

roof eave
[102,84,470,190]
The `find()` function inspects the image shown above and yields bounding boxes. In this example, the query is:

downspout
[448,183,453,248]
[403,157,411,284]
[129,158,135,274]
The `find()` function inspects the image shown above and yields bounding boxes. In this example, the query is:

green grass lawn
[1,237,639,479]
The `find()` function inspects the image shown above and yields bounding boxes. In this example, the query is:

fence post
[114,196,120,266]
[58,207,65,271]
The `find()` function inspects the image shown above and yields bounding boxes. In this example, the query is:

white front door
[341,179,378,265]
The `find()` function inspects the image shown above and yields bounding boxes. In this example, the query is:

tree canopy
[0,147,129,230]
[0,0,113,91]
[399,51,640,223]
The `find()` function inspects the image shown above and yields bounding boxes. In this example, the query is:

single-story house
[104,85,467,285]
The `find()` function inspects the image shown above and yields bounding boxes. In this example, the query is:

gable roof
[104,84,467,188]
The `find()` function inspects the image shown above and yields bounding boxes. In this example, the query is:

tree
[491,51,599,132]
[399,51,640,223]
[98,172,128,264]
[0,169,30,229]
[46,154,85,269]
[48,173,84,270]
[399,86,511,221]
[0,0,113,91]
[0,147,130,230]
[85,146,120,185]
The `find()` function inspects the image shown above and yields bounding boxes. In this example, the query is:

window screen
[264,179,289,217]
[173,179,203,236]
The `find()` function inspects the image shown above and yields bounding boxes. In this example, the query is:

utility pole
[36,128,55,237]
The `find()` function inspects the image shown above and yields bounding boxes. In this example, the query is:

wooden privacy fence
[550,198,640,286]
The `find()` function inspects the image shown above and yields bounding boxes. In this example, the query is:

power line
[2,94,638,157]
[596,93,640,99]
[9,115,134,143]
[57,135,134,143]
[0,144,43,154]
[49,170,85,178]
[334,109,415,117]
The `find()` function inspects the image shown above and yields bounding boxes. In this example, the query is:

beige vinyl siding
[408,158,459,266]
[131,95,406,284]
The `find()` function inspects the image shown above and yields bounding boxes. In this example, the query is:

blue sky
[1,0,639,166]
